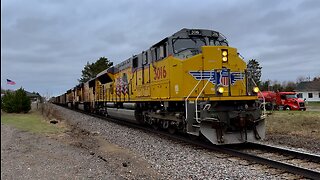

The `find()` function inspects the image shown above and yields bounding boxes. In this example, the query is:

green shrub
[2,88,31,113]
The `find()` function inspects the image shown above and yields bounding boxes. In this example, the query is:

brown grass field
[266,106,320,140]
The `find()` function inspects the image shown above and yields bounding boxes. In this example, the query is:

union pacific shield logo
[220,69,229,87]
[189,70,244,86]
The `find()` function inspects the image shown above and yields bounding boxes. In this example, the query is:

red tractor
[258,91,306,111]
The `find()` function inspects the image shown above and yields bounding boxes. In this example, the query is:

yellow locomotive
[55,28,265,144]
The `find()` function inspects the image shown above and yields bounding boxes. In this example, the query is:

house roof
[25,91,40,98]
[295,80,320,91]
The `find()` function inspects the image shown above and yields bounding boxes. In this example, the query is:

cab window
[143,52,148,65]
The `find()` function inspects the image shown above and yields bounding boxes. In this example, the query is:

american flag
[122,82,128,95]
[116,78,122,96]
[6,79,16,85]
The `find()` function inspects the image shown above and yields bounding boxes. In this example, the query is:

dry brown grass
[266,111,320,140]
[39,103,64,121]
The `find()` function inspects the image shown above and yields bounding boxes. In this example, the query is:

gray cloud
[1,0,320,96]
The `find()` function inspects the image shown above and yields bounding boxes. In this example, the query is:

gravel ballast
[2,104,308,179]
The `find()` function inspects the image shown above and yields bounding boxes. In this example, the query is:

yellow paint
[94,46,256,103]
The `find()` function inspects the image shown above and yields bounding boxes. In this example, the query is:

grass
[266,110,320,140]
[306,101,320,108]
[1,110,64,134]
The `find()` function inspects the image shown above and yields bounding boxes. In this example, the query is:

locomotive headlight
[253,87,260,93]
[217,87,224,94]
[222,50,228,56]
[222,50,228,63]
[222,56,228,62]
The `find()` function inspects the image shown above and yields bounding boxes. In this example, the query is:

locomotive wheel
[152,123,159,130]
[168,126,176,134]
[188,134,198,141]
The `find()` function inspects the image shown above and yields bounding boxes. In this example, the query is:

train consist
[53,28,265,144]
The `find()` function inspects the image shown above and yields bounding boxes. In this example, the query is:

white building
[295,81,320,102]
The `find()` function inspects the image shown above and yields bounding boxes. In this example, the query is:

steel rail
[217,146,320,179]
[244,142,320,163]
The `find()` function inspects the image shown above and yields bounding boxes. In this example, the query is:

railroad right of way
[51,104,310,179]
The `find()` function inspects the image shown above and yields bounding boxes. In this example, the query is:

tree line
[247,59,320,92]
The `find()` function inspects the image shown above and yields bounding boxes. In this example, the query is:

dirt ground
[264,134,320,154]
[56,123,160,179]
[1,108,160,179]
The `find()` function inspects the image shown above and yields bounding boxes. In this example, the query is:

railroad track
[61,106,320,179]
[221,143,320,179]
[103,115,320,179]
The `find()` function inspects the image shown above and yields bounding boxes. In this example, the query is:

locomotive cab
[166,29,265,144]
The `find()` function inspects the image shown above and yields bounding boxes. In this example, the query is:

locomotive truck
[258,91,306,111]
[53,28,266,144]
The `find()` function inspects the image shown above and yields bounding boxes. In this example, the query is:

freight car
[54,28,266,144]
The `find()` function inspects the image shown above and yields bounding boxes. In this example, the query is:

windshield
[172,38,206,54]
[208,37,228,46]
[285,94,297,99]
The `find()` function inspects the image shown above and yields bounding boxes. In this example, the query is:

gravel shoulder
[2,104,315,179]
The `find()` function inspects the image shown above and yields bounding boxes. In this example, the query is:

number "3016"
[154,66,167,80]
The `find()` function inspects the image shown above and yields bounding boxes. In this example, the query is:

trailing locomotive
[53,28,265,144]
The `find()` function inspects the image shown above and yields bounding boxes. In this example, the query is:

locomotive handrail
[185,70,204,122]
[195,69,215,123]
[240,71,247,93]
[251,78,266,117]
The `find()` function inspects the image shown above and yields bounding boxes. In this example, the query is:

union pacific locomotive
[53,28,265,144]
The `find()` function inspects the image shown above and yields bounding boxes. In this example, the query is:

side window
[308,93,313,98]
[159,43,168,59]
[156,47,161,60]
[280,95,286,99]
[164,43,168,56]
[151,48,157,61]
[133,57,138,68]
[143,52,148,65]
[318,93,320,98]
[159,46,164,59]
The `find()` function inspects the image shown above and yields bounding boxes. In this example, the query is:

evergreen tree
[1,91,15,113]
[1,88,31,113]
[78,57,113,83]
[247,59,262,86]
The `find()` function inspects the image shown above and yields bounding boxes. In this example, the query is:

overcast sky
[2,0,320,96]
